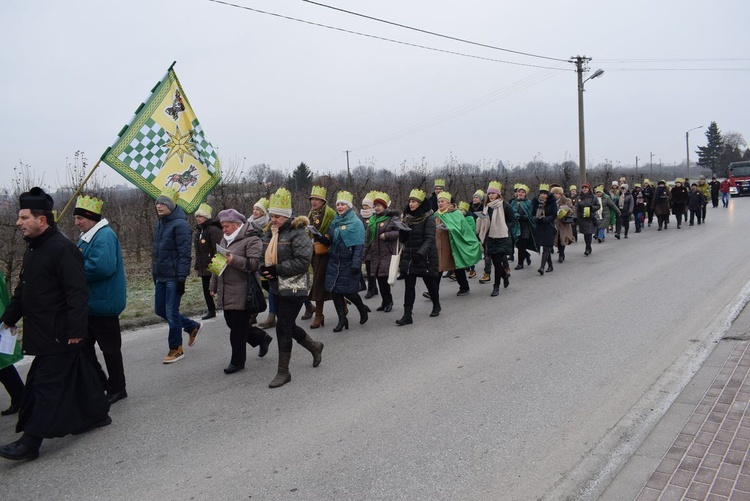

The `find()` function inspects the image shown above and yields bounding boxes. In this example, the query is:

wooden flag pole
[57,158,103,220]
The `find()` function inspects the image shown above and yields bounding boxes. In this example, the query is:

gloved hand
[260,264,277,279]
[177,280,186,296]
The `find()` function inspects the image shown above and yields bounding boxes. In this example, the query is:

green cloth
[331,208,365,247]
[309,205,336,234]
[437,210,483,269]
[0,272,23,370]
[367,213,390,244]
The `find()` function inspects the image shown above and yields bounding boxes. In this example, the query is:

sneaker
[163,346,184,364]
[478,274,491,283]
[188,323,202,347]
[468,270,477,279]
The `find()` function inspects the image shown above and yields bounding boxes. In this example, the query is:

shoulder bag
[246,271,267,314]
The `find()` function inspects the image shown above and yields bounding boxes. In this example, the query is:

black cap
[19,187,53,211]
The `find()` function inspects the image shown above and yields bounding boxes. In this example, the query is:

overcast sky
[1,0,748,189]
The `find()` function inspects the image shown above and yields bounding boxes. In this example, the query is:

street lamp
[685,126,702,180]
[572,55,604,184]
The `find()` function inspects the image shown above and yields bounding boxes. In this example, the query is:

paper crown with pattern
[362,191,378,206]
[538,184,550,193]
[434,178,446,188]
[457,201,470,212]
[487,181,503,195]
[195,203,213,218]
[437,191,452,201]
[336,191,354,205]
[409,189,426,202]
[270,188,293,211]
[160,186,180,203]
[514,183,529,193]
[595,185,605,193]
[373,191,391,207]
[309,185,328,202]
[75,195,103,215]
[569,185,577,191]
[254,197,270,213]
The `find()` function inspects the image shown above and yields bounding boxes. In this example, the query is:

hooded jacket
[77,219,127,317]
[153,206,192,282]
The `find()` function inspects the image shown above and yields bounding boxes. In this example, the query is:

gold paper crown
[488,181,503,193]
[595,185,605,193]
[675,178,684,184]
[539,183,550,192]
[336,191,354,205]
[473,189,485,199]
[409,189,426,202]
[643,179,651,184]
[310,185,328,201]
[434,178,446,188]
[373,191,391,207]
[363,191,378,204]
[457,201,470,212]
[569,185,577,191]
[207,253,228,276]
[195,203,212,217]
[515,184,529,193]
[634,183,642,188]
[437,191,452,201]
[160,187,180,203]
[76,195,103,215]
[270,188,292,211]
[254,197,270,211]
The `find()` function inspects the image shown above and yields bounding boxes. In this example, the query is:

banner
[102,63,220,213]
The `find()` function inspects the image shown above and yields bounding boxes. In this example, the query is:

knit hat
[362,191,377,208]
[218,209,246,224]
[74,195,103,222]
[581,182,591,189]
[269,188,293,218]
[336,191,354,208]
[620,183,629,190]
[550,186,564,195]
[569,185,577,191]
[434,178,446,188]
[194,203,212,218]
[19,187,54,211]
[373,191,391,208]
[473,189,485,201]
[611,181,619,188]
[409,189,426,202]
[538,183,550,194]
[253,197,269,215]
[156,187,180,212]
[437,191,452,202]
[487,181,502,195]
[309,185,328,202]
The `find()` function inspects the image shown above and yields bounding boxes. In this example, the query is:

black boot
[258,333,273,358]
[558,247,565,263]
[396,307,413,326]
[364,277,378,299]
[538,250,548,275]
[332,296,349,332]
[491,285,500,297]
[514,261,524,270]
[546,253,553,272]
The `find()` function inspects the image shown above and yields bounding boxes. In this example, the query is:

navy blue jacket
[152,207,192,282]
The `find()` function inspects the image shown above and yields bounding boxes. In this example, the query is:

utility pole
[635,156,639,181]
[573,56,590,185]
[344,150,351,186]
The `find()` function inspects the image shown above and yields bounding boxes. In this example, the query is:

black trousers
[403,274,440,309]
[223,309,267,368]
[489,253,508,286]
[201,275,216,313]
[616,214,630,236]
[0,365,24,405]
[82,315,126,394]
[274,295,306,353]
[516,238,531,263]
[689,210,701,225]
[454,269,469,291]
[376,276,393,306]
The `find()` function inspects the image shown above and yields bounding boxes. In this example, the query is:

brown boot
[299,333,324,367]
[301,302,314,320]
[310,302,325,329]
[269,352,292,388]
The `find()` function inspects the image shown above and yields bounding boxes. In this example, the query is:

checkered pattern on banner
[116,119,169,182]
[191,121,218,175]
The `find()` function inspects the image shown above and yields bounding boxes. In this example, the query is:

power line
[207,0,570,71]
[300,0,568,63]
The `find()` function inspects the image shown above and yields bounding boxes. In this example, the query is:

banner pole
[58,158,103,219]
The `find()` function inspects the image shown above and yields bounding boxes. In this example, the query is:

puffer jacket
[364,210,400,277]
[194,218,223,276]
[399,199,439,277]
[262,216,313,296]
[324,209,365,294]
[153,207,192,282]
[210,223,262,311]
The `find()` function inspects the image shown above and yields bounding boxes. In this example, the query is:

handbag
[246,271,267,314]
[387,240,402,286]
[277,271,310,297]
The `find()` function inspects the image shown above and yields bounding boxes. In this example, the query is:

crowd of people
[0,173,732,461]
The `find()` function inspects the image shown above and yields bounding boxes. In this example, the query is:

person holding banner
[0,187,110,461]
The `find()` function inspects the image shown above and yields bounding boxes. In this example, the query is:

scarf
[264,226,279,266]
[249,214,268,228]
[479,199,509,241]
[331,208,365,247]
[360,207,373,219]
[224,223,243,246]
[596,196,603,219]
[535,196,547,218]
[367,213,390,244]
[309,205,336,234]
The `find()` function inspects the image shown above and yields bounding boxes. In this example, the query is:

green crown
[270,188,293,211]
[373,191,391,207]
[336,191,354,205]
[310,185,328,201]
[255,197,270,211]
[488,181,502,192]
[434,178,446,188]
[76,195,103,215]
[196,203,213,217]
[160,186,180,203]
[515,184,529,193]
[539,183,550,192]
[437,191,452,201]
[457,201,470,212]
[409,189,426,202]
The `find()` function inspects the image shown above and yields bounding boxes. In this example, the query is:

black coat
[194,218,223,276]
[531,196,558,247]
[671,186,689,214]
[0,226,88,355]
[688,190,704,211]
[399,200,439,278]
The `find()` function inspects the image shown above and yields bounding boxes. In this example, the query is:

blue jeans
[155,280,199,349]
[721,192,730,207]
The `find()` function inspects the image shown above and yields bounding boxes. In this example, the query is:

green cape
[437,210,483,269]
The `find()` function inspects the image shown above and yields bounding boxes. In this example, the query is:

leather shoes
[107,391,128,405]
[201,311,216,320]
[258,333,273,358]
[223,364,244,374]
[0,440,39,461]
[384,304,393,313]
[1,402,21,416]
[72,415,112,435]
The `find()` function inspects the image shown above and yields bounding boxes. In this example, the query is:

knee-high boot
[332,294,348,332]
[298,333,324,367]
[269,352,292,388]
[538,249,549,275]
[310,301,325,329]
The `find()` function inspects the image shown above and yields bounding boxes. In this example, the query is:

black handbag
[246,271,267,314]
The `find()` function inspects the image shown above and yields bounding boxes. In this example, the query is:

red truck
[728,161,749,196]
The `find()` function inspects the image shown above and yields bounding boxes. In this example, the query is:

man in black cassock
[0,187,111,461]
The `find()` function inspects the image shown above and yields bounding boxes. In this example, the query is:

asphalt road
[2,199,749,500]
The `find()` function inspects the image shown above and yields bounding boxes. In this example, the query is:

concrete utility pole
[571,56,603,185]
[344,150,351,185]
[685,126,702,180]
[635,156,639,180]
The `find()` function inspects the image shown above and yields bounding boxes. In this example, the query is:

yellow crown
[270,188,292,211]
[434,178,446,188]
[457,201,470,212]
[675,178,684,184]
[569,185,577,191]
[488,181,502,193]
[595,185,605,193]
[195,203,212,217]
[409,189,426,202]
[207,253,228,276]
[515,184,529,193]
[643,179,651,184]
[539,183,550,193]
[473,189,485,199]
[310,185,327,201]
[437,191,452,201]
[254,197,270,212]
[160,187,180,203]
[373,191,391,207]
[336,191,354,205]
[75,195,103,215]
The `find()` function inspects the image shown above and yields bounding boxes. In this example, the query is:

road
[2,200,749,500]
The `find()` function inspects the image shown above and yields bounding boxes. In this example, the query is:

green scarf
[309,205,335,234]
[367,213,390,244]
[331,208,365,247]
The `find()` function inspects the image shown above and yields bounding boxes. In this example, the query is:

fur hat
[550,186,564,195]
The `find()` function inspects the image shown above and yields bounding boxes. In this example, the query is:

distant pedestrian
[642,179,655,227]
[477,182,516,296]
[688,184,703,226]
[510,184,538,269]
[193,203,223,320]
[532,184,557,276]
[697,176,711,223]
[551,186,574,261]
[364,192,400,313]
[709,176,721,208]
[632,183,645,233]
[615,184,634,238]
[575,183,600,256]
[670,179,688,229]
[595,185,620,242]
[652,180,671,231]
[720,178,732,208]
[307,186,335,330]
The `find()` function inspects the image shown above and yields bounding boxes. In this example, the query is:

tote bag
[387,240,402,286]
